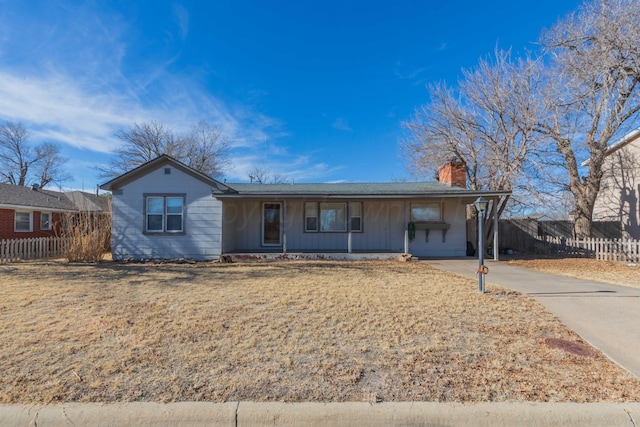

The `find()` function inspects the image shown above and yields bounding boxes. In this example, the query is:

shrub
[58,204,111,263]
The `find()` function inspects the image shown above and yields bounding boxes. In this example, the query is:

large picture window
[15,211,32,232]
[145,195,184,233]
[320,202,347,232]
[305,202,364,233]
[410,202,442,222]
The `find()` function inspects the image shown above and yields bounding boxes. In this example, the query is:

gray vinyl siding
[221,200,262,253]
[111,166,222,260]
[407,198,469,257]
[221,198,468,256]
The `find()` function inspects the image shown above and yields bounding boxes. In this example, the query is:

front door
[262,202,282,246]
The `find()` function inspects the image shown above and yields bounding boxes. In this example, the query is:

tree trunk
[573,211,592,239]
[572,185,598,238]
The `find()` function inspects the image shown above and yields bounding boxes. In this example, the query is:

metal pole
[478,208,485,293]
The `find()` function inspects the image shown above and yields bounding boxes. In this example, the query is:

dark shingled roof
[64,191,110,212]
[0,183,109,212]
[97,154,511,199]
[221,182,510,198]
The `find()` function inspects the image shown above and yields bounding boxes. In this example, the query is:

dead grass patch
[507,258,640,288]
[0,260,639,403]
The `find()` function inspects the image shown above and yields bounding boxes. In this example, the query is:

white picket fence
[0,237,70,263]
[543,236,640,262]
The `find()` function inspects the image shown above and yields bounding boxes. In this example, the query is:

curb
[1,402,639,426]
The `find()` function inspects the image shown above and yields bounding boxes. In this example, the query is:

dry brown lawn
[1,260,639,404]
[507,258,640,289]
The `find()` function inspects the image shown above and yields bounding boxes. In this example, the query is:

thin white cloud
[227,153,344,183]
[393,66,427,80]
[0,72,132,152]
[393,59,438,86]
[0,1,345,187]
[331,117,352,132]
[173,4,190,40]
[0,2,285,156]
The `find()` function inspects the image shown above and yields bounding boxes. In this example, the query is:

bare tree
[34,142,69,188]
[0,121,69,188]
[184,120,231,178]
[535,0,640,238]
[103,120,231,178]
[403,49,543,225]
[248,166,287,184]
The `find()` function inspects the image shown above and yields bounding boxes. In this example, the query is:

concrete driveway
[426,258,640,378]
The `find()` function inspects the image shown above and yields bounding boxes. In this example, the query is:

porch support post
[283,200,287,255]
[493,197,499,261]
[404,200,409,254]
[348,231,352,254]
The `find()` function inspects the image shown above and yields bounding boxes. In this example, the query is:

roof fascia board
[214,191,511,199]
[99,155,233,192]
[0,203,75,212]
[581,127,640,166]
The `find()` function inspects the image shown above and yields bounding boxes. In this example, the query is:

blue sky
[0,0,582,191]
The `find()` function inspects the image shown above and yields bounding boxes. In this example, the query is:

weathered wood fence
[468,218,638,261]
[0,237,70,263]
[542,237,640,263]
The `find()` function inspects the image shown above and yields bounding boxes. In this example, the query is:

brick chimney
[438,161,467,188]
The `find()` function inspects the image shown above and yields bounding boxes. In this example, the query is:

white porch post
[493,197,499,261]
[348,231,352,254]
[404,200,409,254]
[283,200,287,255]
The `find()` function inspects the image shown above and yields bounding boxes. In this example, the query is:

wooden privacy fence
[0,237,70,263]
[543,236,640,262]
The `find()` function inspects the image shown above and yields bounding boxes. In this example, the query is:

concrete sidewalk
[2,402,640,426]
[427,258,640,378]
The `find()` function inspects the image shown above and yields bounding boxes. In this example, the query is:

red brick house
[0,183,109,240]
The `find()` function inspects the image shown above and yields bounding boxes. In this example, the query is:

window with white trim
[305,202,364,233]
[15,211,33,232]
[145,195,185,233]
[410,202,442,222]
[304,202,318,232]
[40,212,52,230]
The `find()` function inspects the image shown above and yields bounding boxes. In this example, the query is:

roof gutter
[581,127,640,166]
[214,190,512,199]
[0,203,78,213]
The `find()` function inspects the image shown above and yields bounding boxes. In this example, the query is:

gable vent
[164,168,171,175]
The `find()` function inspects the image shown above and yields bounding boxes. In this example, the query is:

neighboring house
[100,155,510,260]
[0,183,109,240]
[587,128,640,239]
